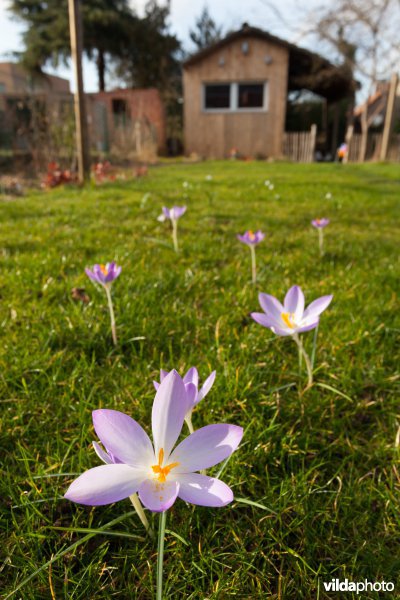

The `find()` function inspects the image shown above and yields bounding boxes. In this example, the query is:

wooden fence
[346,132,400,162]
[282,124,316,162]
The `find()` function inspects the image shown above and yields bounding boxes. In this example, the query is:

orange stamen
[152,448,179,483]
[281,312,295,329]
[100,264,108,275]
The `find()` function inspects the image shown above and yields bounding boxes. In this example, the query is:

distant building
[0,62,166,159]
[183,24,356,159]
[87,88,166,156]
[0,62,70,96]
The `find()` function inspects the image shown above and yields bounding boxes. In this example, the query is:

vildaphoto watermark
[323,579,394,594]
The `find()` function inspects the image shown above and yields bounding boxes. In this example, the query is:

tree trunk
[97,48,106,92]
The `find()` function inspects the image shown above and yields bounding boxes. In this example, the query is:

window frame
[202,83,232,112]
[202,81,268,113]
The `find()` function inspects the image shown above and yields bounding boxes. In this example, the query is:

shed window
[203,82,267,112]
[238,84,264,108]
[204,84,231,109]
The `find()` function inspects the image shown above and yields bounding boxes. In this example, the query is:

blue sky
[0,0,322,92]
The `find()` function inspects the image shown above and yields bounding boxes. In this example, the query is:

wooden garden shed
[183,24,356,159]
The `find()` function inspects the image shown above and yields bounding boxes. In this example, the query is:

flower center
[151,448,179,483]
[281,312,296,329]
[248,230,255,241]
[100,264,108,275]
[316,219,321,225]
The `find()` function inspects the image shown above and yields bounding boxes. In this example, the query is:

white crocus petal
[152,370,187,459]
[157,214,166,222]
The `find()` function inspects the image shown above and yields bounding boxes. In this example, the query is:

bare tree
[260,0,400,159]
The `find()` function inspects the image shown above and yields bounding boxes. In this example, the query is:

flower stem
[172,219,179,252]
[185,414,194,434]
[311,324,319,369]
[293,333,313,389]
[157,511,167,600]
[129,493,153,538]
[104,285,117,346]
[250,245,257,284]
[318,229,324,257]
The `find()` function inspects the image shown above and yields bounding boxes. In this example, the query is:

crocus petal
[160,369,169,381]
[185,382,198,410]
[64,464,145,506]
[176,473,233,507]
[138,479,179,512]
[302,295,333,320]
[184,367,199,387]
[162,207,170,219]
[152,370,187,459]
[196,370,216,404]
[296,320,319,333]
[284,286,304,320]
[173,206,186,219]
[258,293,284,319]
[270,326,294,336]
[153,381,160,391]
[93,409,154,468]
[93,265,107,284]
[251,312,280,329]
[169,424,243,473]
[92,441,112,464]
[85,268,98,283]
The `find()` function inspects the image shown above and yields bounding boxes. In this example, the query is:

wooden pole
[380,73,399,161]
[309,124,317,163]
[68,0,90,184]
[344,125,353,163]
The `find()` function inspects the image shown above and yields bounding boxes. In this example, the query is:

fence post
[68,0,91,184]
[380,73,399,161]
[309,124,317,162]
[344,125,353,163]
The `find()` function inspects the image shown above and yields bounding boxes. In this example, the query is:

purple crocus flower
[158,206,187,252]
[65,371,243,512]
[85,262,121,346]
[161,206,187,221]
[153,367,216,432]
[251,285,332,337]
[237,230,265,246]
[252,286,333,388]
[237,230,265,283]
[85,262,121,287]
[311,218,330,229]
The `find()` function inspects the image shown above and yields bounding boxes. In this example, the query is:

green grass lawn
[1,161,399,599]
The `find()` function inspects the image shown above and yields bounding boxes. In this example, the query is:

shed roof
[184,24,356,102]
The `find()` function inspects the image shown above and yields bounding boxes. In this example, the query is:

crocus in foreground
[65,371,242,600]
[311,218,330,256]
[237,230,265,284]
[154,367,216,433]
[251,285,332,388]
[158,206,186,252]
[65,370,242,511]
[85,262,121,346]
